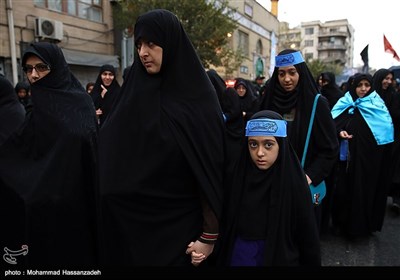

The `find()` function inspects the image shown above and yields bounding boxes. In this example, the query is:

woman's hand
[339,130,353,139]
[100,84,107,98]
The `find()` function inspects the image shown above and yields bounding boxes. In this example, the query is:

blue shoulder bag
[301,94,326,205]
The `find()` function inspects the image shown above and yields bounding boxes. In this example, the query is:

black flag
[360,45,369,73]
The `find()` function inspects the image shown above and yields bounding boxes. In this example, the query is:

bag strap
[301,94,320,167]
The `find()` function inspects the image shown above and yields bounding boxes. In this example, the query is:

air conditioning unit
[35,17,63,42]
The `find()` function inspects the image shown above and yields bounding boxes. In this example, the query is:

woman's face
[381,73,393,90]
[17,89,27,99]
[101,71,115,87]
[87,85,94,94]
[248,136,279,170]
[278,66,299,92]
[355,79,371,98]
[236,84,247,97]
[24,55,51,84]
[137,39,163,74]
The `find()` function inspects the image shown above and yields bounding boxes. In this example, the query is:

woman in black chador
[317,72,343,109]
[14,81,32,113]
[372,69,400,212]
[0,42,99,268]
[98,10,225,266]
[91,64,120,126]
[331,73,394,238]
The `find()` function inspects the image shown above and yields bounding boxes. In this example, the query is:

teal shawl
[331,91,394,145]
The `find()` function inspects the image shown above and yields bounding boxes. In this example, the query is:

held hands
[95,108,103,116]
[186,240,214,266]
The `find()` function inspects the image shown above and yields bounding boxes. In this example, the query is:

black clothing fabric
[332,74,393,237]
[0,42,99,267]
[317,72,343,233]
[207,69,244,181]
[319,72,343,109]
[91,64,120,126]
[98,10,225,266]
[219,110,321,266]
[0,76,25,146]
[122,65,132,83]
[259,49,338,187]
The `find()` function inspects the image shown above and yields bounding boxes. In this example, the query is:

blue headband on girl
[245,119,287,137]
[275,51,305,67]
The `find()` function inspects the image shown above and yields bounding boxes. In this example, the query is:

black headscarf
[220,110,321,266]
[0,42,98,267]
[372,69,395,102]
[98,9,225,265]
[319,72,343,109]
[91,64,120,126]
[259,49,338,184]
[0,76,25,146]
[372,69,400,131]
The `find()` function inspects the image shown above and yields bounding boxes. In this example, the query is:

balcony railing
[317,43,347,51]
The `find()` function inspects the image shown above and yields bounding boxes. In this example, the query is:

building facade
[0,0,119,87]
[223,0,279,80]
[1,0,281,86]
[279,19,355,69]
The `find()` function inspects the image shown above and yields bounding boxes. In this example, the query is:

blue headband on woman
[275,51,305,67]
[245,119,287,137]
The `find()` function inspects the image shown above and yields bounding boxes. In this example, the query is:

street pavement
[321,197,400,267]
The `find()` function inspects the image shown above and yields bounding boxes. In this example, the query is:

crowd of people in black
[1,8,400,273]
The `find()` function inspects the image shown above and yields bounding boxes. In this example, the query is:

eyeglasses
[23,63,51,74]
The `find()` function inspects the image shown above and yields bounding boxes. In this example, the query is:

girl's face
[278,66,299,92]
[248,136,279,170]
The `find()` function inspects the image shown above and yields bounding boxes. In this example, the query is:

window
[305,28,314,35]
[244,4,253,17]
[305,53,313,60]
[240,66,248,74]
[305,40,313,47]
[256,39,263,55]
[48,0,62,12]
[34,0,103,22]
[238,30,249,57]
